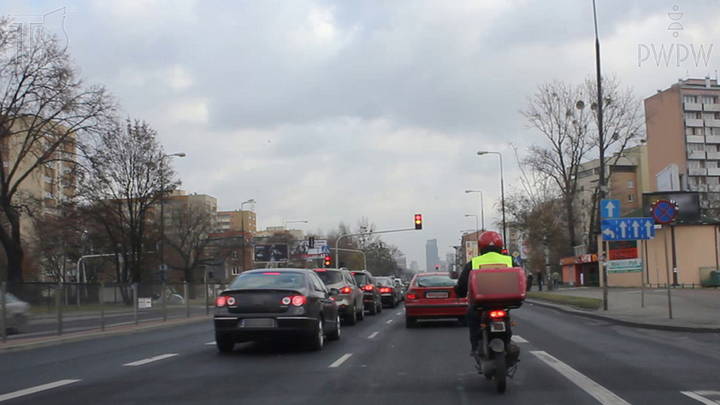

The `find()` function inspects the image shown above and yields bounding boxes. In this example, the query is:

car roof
[243,268,309,274]
[417,272,450,276]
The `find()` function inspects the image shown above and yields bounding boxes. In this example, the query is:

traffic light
[435,264,440,270]
[502,248,509,255]
[308,237,315,249]
[414,214,422,230]
[324,255,331,267]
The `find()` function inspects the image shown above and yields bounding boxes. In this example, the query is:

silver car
[313,268,365,325]
[0,291,30,333]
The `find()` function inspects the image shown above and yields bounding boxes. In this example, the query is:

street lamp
[159,152,186,282]
[465,190,485,231]
[240,199,255,273]
[283,220,308,229]
[464,214,479,236]
[477,151,506,247]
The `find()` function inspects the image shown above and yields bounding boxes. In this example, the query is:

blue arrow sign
[601,218,655,241]
[601,199,620,219]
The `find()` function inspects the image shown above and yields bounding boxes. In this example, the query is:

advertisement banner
[607,258,643,274]
[609,241,638,260]
[253,244,289,263]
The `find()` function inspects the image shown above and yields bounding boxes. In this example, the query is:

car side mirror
[449,270,459,280]
[329,288,340,296]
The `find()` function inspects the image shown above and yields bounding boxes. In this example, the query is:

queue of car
[213,268,469,353]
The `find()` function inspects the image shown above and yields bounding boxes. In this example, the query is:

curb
[0,316,212,353]
[526,299,720,334]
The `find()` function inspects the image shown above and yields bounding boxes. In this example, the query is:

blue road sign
[601,218,655,241]
[322,245,331,254]
[601,199,620,219]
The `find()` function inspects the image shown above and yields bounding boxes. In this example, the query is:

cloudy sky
[2,0,719,268]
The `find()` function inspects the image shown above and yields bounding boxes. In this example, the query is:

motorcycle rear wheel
[493,354,507,393]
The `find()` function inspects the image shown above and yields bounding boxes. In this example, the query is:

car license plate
[490,322,506,332]
[425,292,449,299]
[241,318,276,328]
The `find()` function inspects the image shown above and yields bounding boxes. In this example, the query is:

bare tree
[29,203,86,282]
[0,18,114,282]
[165,203,215,284]
[79,119,176,284]
[522,81,592,251]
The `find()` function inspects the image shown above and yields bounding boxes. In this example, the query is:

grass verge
[527,292,602,310]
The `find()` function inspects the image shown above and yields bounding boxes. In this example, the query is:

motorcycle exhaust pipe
[506,343,521,361]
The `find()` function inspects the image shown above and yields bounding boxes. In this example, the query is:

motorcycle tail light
[489,310,507,319]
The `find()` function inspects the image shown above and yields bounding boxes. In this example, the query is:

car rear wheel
[307,318,324,351]
[345,306,357,326]
[377,303,383,313]
[215,333,235,353]
[357,305,365,321]
[368,303,377,315]
[328,315,341,341]
[405,316,417,328]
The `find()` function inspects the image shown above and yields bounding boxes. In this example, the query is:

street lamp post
[240,199,256,273]
[464,214,479,237]
[159,152,186,282]
[465,190,485,231]
[477,151,506,246]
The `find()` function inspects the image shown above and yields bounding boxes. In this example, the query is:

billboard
[642,192,700,223]
[253,244,289,263]
[608,241,638,260]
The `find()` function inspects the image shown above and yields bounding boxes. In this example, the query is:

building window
[627,180,634,188]
[707,161,719,169]
[231,267,240,275]
[231,251,238,259]
[684,95,698,104]
[628,194,635,202]
[688,160,701,168]
[685,112,701,120]
[704,95,717,104]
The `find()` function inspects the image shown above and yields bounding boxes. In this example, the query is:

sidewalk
[527,286,720,332]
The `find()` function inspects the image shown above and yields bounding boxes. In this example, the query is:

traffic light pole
[335,227,418,268]
[331,247,367,269]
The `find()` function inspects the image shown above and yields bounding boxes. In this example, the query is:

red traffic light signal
[324,255,331,267]
[502,249,509,255]
[414,214,422,230]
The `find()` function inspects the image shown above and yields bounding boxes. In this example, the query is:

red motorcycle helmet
[478,231,504,251]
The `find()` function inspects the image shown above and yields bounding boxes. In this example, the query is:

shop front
[560,254,600,286]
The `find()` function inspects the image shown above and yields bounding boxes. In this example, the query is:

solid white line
[511,335,528,343]
[0,380,81,403]
[205,341,215,345]
[386,319,394,324]
[531,351,631,405]
[328,353,353,368]
[367,332,379,339]
[681,391,720,405]
[123,353,179,367]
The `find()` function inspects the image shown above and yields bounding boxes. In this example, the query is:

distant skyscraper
[425,239,440,271]
[410,261,419,272]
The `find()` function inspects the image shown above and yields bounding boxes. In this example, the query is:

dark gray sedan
[214,269,341,352]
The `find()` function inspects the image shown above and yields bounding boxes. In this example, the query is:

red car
[404,272,468,328]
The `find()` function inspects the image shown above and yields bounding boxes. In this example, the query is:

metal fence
[1,281,228,343]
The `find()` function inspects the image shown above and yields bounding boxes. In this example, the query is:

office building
[425,239,439,271]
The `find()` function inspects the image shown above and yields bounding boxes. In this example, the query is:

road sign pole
[602,240,608,311]
[663,227,673,319]
[670,224,679,286]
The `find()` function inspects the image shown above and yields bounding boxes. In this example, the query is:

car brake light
[379,287,392,293]
[263,272,280,275]
[315,269,327,272]
[406,292,418,300]
[340,287,352,294]
[489,310,506,319]
[363,284,375,291]
[216,296,227,307]
[291,295,306,306]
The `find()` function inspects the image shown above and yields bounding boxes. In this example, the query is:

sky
[2,0,719,269]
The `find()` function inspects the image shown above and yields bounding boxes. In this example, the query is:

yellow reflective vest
[471,251,513,270]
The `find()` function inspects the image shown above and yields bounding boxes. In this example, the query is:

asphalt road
[1,303,720,405]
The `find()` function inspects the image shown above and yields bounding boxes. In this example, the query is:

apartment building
[645,77,720,212]
[217,210,256,234]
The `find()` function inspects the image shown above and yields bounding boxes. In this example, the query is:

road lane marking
[0,380,81,403]
[328,353,353,368]
[123,353,179,367]
[368,332,379,339]
[396,312,402,315]
[205,341,215,345]
[681,391,720,404]
[386,319,394,324]
[511,335,528,343]
[531,351,631,405]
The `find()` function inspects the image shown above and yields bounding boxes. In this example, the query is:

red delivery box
[468,266,527,307]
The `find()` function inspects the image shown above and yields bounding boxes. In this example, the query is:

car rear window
[352,273,369,285]
[314,270,344,285]
[376,278,394,287]
[415,275,456,287]
[229,272,306,290]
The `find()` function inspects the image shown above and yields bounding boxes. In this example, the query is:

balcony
[686,135,705,143]
[685,102,703,111]
[706,135,720,144]
[689,168,708,176]
[710,185,720,192]
[707,151,720,159]
[687,150,706,159]
[686,118,704,127]
[708,168,720,176]
[704,103,720,112]
[705,119,720,127]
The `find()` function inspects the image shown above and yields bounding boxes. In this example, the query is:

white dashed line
[0,380,81,403]
[328,353,353,368]
[531,351,631,405]
[681,391,720,404]
[205,341,215,345]
[396,312,402,316]
[123,353,179,367]
[386,319,394,324]
[511,335,528,343]
[368,332,379,339]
